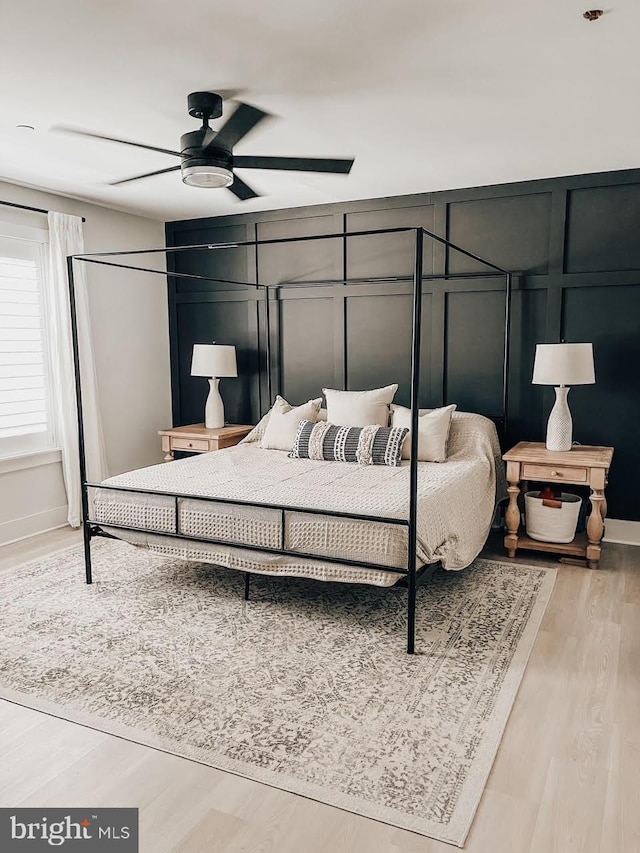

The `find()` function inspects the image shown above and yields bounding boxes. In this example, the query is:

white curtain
[46,212,108,527]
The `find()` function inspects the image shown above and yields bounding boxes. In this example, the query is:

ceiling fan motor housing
[180,126,233,187]
[180,130,232,171]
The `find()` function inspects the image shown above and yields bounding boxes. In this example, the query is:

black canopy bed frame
[67,226,512,654]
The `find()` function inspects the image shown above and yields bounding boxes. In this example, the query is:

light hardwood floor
[0,527,638,852]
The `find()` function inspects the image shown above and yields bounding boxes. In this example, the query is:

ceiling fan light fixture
[181,164,234,188]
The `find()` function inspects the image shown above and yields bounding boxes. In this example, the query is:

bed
[90,412,504,588]
[69,224,513,652]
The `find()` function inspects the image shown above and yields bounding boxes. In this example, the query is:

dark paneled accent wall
[166,168,640,521]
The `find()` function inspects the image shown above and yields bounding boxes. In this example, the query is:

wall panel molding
[167,166,640,521]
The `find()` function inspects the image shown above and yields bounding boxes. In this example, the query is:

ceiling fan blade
[227,173,260,201]
[54,126,182,158]
[211,103,271,152]
[213,87,246,101]
[109,165,182,186]
[233,155,354,174]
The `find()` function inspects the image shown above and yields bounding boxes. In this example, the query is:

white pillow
[260,395,323,451]
[240,410,270,444]
[323,384,398,428]
[391,404,457,462]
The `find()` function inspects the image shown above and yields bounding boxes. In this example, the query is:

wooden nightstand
[502,441,614,569]
[158,424,253,461]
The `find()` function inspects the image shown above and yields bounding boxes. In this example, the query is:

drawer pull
[550,470,562,477]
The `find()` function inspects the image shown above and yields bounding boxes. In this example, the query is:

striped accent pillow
[289,420,409,467]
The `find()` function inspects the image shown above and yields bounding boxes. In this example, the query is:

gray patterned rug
[0,541,555,846]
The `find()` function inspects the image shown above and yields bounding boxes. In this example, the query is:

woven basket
[524,491,581,544]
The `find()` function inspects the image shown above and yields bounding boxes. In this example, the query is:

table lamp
[191,343,237,429]
[532,343,595,451]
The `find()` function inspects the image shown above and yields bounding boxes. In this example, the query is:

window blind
[0,228,54,455]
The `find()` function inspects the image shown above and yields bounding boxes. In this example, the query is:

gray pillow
[289,420,408,467]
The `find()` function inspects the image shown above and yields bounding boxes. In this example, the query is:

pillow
[260,395,322,451]
[240,410,270,444]
[322,384,398,428]
[290,420,408,467]
[242,396,321,444]
[391,404,457,462]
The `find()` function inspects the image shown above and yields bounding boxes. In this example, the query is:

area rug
[0,541,555,846]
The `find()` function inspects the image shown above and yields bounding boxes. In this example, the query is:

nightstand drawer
[159,425,253,461]
[522,463,588,483]
[171,437,210,452]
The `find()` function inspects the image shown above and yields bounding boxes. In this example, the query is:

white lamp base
[204,378,225,429]
[546,386,572,451]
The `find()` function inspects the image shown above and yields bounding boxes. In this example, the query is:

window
[0,221,56,458]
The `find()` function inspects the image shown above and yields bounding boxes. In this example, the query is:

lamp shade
[191,343,237,378]
[532,343,595,386]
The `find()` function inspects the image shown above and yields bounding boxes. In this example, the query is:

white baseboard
[603,518,640,547]
[0,505,68,547]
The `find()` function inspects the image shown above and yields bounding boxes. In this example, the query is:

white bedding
[92,412,504,587]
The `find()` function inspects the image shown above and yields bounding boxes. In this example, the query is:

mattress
[91,412,504,587]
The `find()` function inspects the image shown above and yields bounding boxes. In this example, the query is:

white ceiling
[0,0,638,222]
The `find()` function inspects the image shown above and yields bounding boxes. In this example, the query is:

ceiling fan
[57,92,355,200]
